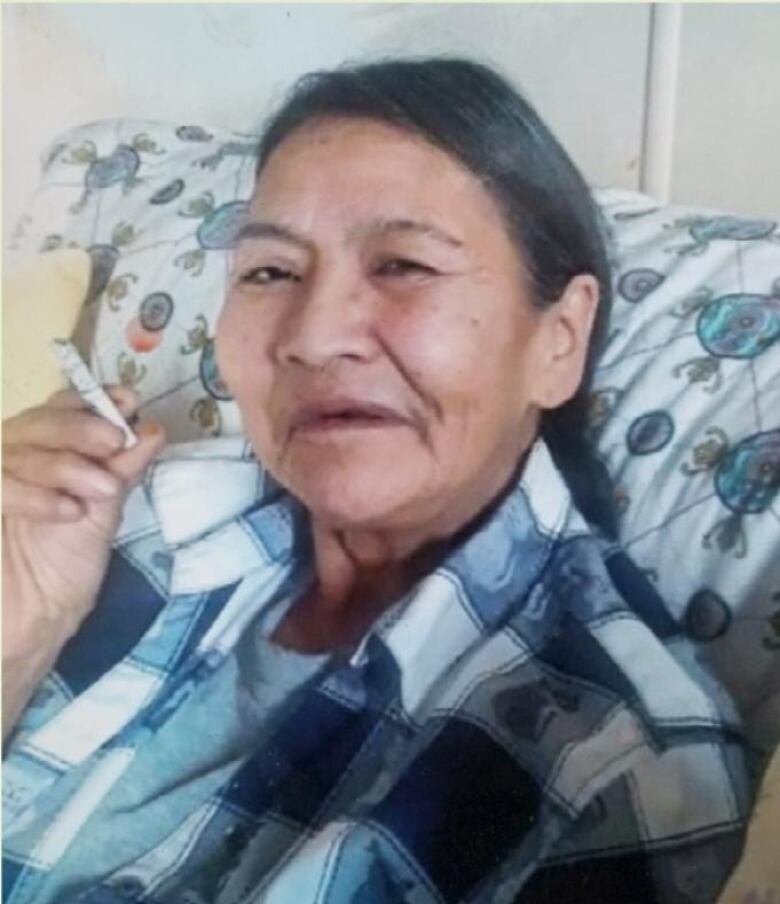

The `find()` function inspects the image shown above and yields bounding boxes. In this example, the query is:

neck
[273,434,536,653]
[269,525,415,653]
[309,522,440,617]
[310,442,532,618]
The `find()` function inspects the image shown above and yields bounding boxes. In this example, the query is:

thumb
[106,421,167,486]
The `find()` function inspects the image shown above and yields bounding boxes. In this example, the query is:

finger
[3,408,127,458]
[46,387,93,410]
[3,446,123,501]
[106,386,140,419]
[48,384,140,418]
[2,473,82,522]
[106,421,167,485]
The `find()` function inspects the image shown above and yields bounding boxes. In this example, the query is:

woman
[3,59,748,903]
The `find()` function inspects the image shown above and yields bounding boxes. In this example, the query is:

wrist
[2,616,70,744]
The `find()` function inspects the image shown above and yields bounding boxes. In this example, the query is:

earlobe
[534,274,600,409]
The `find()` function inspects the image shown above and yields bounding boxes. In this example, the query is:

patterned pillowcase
[9,119,258,441]
[592,191,780,754]
[10,119,780,754]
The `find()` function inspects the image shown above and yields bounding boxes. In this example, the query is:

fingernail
[138,421,162,439]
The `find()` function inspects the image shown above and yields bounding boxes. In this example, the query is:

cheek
[215,300,242,381]
[217,301,261,384]
[217,332,280,468]
[392,314,540,479]
[215,301,276,428]
[389,302,481,383]
[388,306,520,419]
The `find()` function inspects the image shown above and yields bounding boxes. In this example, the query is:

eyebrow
[352,218,464,248]
[233,217,464,250]
[233,221,312,251]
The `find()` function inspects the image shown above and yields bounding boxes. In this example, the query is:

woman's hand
[2,386,166,739]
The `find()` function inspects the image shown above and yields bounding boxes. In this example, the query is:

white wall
[670,3,780,218]
[3,3,650,232]
[5,3,780,233]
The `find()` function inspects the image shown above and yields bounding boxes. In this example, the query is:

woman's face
[217,117,591,534]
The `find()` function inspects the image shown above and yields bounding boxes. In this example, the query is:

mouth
[289,399,410,436]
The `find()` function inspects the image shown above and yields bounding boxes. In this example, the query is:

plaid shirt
[3,438,749,904]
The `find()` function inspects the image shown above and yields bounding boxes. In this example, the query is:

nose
[274,265,377,369]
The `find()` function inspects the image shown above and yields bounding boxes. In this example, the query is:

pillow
[9,119,780,759]
[2,248,92,418]
[593,190,780,757]
[7,119,258,441]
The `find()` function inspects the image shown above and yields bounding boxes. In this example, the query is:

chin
[286,464,422,530]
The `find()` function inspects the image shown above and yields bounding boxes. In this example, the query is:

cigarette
[50,339,138,449]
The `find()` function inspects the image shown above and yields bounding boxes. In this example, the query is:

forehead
[250,117,508,237]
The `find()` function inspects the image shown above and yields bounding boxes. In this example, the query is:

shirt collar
[121,436,581,692]
[369,441,581,713]
[118,437,300,596]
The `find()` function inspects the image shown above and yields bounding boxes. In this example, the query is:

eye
[374,258,437,279]
[239,265,301,286]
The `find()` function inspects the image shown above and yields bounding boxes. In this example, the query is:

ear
[529,274,600,410]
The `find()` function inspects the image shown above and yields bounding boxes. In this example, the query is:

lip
[289,396,410,435]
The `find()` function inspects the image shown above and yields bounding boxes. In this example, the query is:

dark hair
[254,58,617,537]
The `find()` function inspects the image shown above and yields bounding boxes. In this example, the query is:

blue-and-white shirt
[3,438,750,903]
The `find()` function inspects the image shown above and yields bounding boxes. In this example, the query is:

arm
[518,827,745,904]
[516,748,748,904]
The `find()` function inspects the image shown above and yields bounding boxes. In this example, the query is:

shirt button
[66,879,146,903]
[112,875,146,899]
[223,824,249,856]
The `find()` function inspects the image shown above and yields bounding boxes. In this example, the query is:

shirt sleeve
[516,766,748,904]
